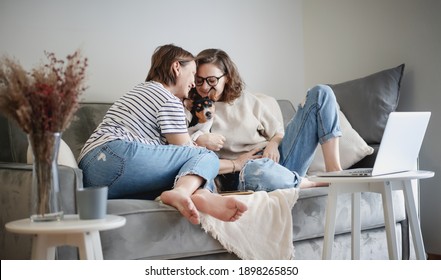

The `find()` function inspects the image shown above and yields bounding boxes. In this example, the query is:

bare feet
[160,189,200,225]
[191,189,248,222]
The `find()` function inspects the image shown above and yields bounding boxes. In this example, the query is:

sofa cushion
[277,100,296,129]
[102,199,227,259]
[330,64,405,144]
[27,139,79,168]
[308,110,374,174]
[99,187,406,259]
[63,103,112,160]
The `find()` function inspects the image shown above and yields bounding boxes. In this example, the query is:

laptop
[316,111,431,177]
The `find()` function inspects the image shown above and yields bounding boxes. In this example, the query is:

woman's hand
[195,133,226,151]
[218,148,262,175]
[262,133,283,163]
[234,148,263,170]
[262,141,280,163]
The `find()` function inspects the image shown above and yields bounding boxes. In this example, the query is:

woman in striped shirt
[78,44,247,225]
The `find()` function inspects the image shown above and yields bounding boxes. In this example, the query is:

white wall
[0,0,304,103]
[303,0,441,255]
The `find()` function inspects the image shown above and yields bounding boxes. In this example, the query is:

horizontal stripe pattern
[78,81,187,161]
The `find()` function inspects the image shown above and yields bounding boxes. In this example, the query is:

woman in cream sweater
[191,49,342,191]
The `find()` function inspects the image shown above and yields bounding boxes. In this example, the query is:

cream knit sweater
[211,92,284,160]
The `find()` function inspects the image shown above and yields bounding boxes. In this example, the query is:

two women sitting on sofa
[78,44,342,225]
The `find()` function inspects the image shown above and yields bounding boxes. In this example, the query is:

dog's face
[192,97,215,124]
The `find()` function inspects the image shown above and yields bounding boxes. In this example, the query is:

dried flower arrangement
[0,50,88,219]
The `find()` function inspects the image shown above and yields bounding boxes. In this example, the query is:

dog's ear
[188,89,202,101]
[193,93,205,102]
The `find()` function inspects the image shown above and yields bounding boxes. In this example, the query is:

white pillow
[307,110,374,175]
[27,139,79,169]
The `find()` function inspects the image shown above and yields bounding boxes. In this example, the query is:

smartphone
[220,190,254,196]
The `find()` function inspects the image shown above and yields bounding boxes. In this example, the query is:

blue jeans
[78,141,219,199]
[239,84,341,192]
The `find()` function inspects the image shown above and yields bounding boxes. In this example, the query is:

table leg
[32,234,56,260]
[31,231,104,260]
[76,232,97,260]
[352,192,361,259]
[91,231,104,260]
[322,185,339,259]
[379,181,399,259]
[403,180,426,260]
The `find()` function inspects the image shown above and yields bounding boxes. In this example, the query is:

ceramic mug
[76,186,108,220]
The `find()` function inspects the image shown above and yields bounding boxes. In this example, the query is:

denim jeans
[239,84,341,192]
[78,140,219,199]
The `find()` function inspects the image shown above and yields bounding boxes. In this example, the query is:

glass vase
[28,132,64,222]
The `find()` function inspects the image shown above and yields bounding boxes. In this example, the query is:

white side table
[5,214,126,260]
[309,170,434,260]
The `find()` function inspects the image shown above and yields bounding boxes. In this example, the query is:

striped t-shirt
[78,81,188,162]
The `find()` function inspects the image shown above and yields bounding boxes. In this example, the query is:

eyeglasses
[195,74,225,87]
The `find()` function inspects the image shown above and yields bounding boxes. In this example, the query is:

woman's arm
[165,133,193,146]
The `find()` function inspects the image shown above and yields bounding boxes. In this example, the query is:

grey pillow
[330,64,405,144]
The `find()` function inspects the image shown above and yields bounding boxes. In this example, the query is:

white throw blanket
[200,188,299,260]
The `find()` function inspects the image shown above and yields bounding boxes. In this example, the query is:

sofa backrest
[62,103,112,160]
[0,97,296,163]
[62,99,296,160]
[0,115,28,163]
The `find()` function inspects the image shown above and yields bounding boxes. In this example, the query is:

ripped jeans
[239,84,341,192]
[78,141,219,199]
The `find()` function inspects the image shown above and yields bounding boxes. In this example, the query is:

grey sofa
[1,64,412,260]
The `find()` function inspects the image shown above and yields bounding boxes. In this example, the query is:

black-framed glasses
[195,74,225,87]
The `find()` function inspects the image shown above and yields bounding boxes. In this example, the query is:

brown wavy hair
[146,44,194,86]
[195,49,244,103]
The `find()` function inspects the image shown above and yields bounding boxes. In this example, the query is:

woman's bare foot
[160,189,200,224]
[191,189,248,222]
[299,177,329,189]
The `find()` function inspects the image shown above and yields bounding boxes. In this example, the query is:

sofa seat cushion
[102,199,226,259]
[101,187,406,259]
[293,225,403,260]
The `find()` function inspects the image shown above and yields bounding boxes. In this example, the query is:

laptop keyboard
[348,169,372,176]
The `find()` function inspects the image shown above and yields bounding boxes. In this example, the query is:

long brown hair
[195,49,244,103]
[146,44,194,86]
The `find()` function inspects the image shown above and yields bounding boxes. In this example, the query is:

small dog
[186,94,215,141]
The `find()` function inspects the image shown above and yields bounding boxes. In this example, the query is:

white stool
[309,170,434,260]
[5,214,126,260]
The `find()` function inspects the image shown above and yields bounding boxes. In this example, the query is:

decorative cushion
[27,139,79,168]
[307,110,374,175]
[330,64,405,144]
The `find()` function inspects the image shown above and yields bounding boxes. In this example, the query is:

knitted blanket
[200,188,299,260]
